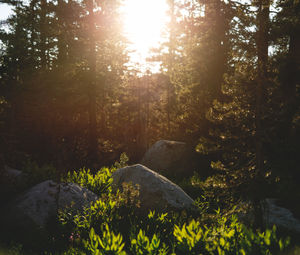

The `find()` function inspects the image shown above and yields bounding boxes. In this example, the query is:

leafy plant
[173,215,290,255]
[58,165,290,255]
[113,153,129,170]
[84,226,126,255]
[173,220,206,254]
[62,167,112,196]
[130,229,167,255]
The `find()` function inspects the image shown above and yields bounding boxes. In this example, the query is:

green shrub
[84,226,126,255]
[112,153,129,170]
[173,215,290,255]
[61,152,129,197]
[1,154,292,255]
[78,215,289,255]
[130,229,168,255]
[58,166,290,255]
[62,167,112,196]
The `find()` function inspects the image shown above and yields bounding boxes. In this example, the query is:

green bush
[84,226,126,255]
[61,152,129,196]
[78,213,290,255]
[113,153,129,170]
[57,167,290,255]
[62,167,112,196]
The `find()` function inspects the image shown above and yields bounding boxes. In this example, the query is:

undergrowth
[56,164,290,255]
[0,154,292,254]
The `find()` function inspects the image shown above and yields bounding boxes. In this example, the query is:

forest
[0,0,299,254]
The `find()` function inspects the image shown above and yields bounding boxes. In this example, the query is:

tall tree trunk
[254,0,269,230]
[87,0,98,163]
[282,0,300,136]
[136,77,143,154]
[145,72,150,150]
[166,0,176,137]
[205,0,226,97]
[29,0,37,69]
[40,0,47,70]
[57,0,68,67]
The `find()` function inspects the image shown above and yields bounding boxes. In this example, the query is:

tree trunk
[40,0,47,70]
[205,0,226,97]
[254,0,269,230]
[87,0,98,164]
[57,0,68,67]
[282,5,300,136]
[29,0,37,68]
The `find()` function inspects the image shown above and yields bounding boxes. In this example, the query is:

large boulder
[112,164,194,212]
[263,198,300,235]
[0,165,27,203]
[141,140,207,178]
[2,180,98,246]
[3,165,23,179]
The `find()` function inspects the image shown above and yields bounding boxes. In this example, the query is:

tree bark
[87,0,98,163]
[254,0,269,230]
[282,3,300,135]
[57,0,68,67]
[40,0,47,70]
[205,0,226,97]
[167,0,176,136]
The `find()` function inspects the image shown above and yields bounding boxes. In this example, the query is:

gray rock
[3,180,98,245]
[141,140,202,178]
[112,164,194,211]
[0,166,27,203]
[263,198,300,235]
[225,200,256,226]
[1,165,25,186]
[3,165,23,179]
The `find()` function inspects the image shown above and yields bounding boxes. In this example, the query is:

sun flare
[121,0,168,70]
